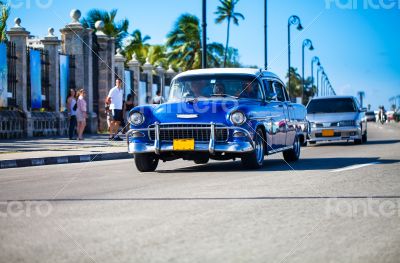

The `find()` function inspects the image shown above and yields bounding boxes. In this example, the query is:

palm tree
[0,1,10,42]
[81,9,129,50]
[124,29,151,64]
[166,14,202,71]
[166,13,242,70]
[214,0,244,67]
[286,67,302,98]
[146,44,168,67]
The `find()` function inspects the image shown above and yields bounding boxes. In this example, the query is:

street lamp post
[264,0,268,69]
[201,0,207,68]
[324,75,329,96]
[302,39,314,104]
[311,56,320,97]
[287,15,303,96]
[317,66,323,97]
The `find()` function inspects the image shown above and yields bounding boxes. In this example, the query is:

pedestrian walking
[123,93,135,133]
[106,78,124,141]
[66,88,77,140]
[76,89,87,140]
[152,90,163,104]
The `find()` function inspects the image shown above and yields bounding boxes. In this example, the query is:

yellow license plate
[173,139,195,151]
[322,129,334,137]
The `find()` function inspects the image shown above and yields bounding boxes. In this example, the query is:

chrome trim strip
[267,146,293,154]
[209,122,215,154]
[154,122,160,155]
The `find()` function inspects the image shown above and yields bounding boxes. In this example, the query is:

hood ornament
[176,114,199,119]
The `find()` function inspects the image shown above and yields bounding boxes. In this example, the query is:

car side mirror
[266,92,277,101]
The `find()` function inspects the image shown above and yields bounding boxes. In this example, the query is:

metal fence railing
[6,41,17,107]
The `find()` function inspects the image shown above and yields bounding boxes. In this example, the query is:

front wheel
[362,132,368,143]
[134,153,159,172]
[194,156,209,164]
[283,135,301,162]
[241,128,265,169]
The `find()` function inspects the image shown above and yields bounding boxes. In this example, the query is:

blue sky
[9,0,400,110]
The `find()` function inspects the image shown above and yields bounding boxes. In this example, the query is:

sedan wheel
[241,128,265,169]
[283,135,301,162]
[134,153,159,172]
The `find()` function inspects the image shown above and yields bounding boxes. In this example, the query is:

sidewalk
[0,134,130,169]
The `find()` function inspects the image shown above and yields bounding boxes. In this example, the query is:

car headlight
[129,111,145,126]
[310,122,316,128]
[230,111,247,125]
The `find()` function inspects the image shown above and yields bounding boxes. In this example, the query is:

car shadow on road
[309,139,400,147]
[157,157,399,173]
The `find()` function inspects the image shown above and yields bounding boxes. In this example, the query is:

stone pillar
[114,48,125,90]
[164,65,176,99]
[7,18,32,137]
[41,28,61,112]
[60,9,97,133]
[142,58,153,103]
[6,18,29,112]
[94,21,115,131]
[127,53,141,106]
[155,64,165,99]
[166,64,177,77]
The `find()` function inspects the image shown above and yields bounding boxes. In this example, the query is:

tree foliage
[0,1,10,42]
[81,9,129,50]
[214,0,244,67]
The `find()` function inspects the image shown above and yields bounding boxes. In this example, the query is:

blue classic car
[127,68,308,172]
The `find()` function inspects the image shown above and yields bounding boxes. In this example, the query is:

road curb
[0,152,132,169]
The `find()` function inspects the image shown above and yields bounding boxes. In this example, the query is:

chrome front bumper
[127,122,255,154]
[308,126,362,142]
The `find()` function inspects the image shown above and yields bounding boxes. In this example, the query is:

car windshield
[307,98,357,113]
[366,111,375,116]
[167,74,263,102]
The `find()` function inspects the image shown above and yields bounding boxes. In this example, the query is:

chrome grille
[315,122,339,128]
[149,124,228,142]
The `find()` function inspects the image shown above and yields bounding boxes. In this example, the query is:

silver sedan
[306,96,367,145]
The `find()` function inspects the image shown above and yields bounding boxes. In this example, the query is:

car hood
[150,98,247,124]
[306,112,359,122]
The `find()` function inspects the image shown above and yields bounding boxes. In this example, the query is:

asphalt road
[1,123,399,263]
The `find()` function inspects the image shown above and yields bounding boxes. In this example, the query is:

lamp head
[297,23,303,31]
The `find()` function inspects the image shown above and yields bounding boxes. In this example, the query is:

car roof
[174,68,280,80]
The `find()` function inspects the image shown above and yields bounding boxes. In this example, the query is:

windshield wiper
[210,94,238,99]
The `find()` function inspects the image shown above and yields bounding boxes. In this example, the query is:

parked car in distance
[387,111,395,122]
[306,96,367,145]
[127,68,308,172]
[365,111,376,122]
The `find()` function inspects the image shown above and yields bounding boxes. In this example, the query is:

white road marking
[331,162,381,173]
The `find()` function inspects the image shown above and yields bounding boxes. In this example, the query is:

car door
[262,79,274,152]
[270,81,287,150]
[282,85,296,146]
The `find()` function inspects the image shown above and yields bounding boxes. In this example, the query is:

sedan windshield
[168,75,263,102]
[307,98,357,113]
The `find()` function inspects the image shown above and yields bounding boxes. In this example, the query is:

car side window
[273,82,286,102]
[263,80,275,100]
[283,86,290,102]
[353,98,361,111]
